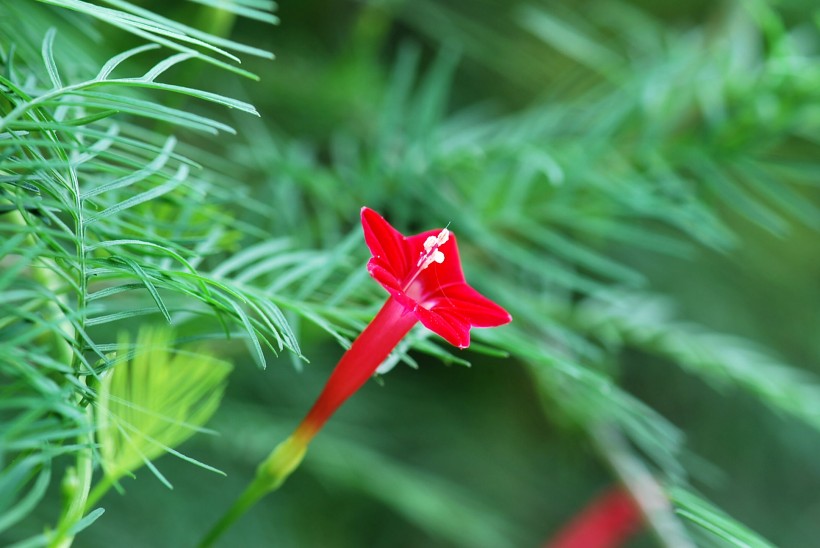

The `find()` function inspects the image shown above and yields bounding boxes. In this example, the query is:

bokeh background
[3,0,820,546]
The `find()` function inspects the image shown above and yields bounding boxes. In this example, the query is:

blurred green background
[4,0,820,546]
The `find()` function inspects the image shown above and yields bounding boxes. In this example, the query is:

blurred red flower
[546,487,643,548]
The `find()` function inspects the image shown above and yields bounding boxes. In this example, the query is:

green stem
[51,130,94,548]
[3,203,73,364]
[198,478,271,548]
[49,402,93,548]
[199,434,308,547]
[84,474,117,511]
[5,200,90,547]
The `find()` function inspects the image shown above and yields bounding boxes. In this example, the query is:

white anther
[417,228,450,269]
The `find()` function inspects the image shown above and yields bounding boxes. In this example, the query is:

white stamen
[436,228,450,246]
[416,228,450,269]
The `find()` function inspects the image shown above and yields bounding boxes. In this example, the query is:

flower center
[402,228,449,292]
[417,228,449,268]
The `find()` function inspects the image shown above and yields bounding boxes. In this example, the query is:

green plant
[2,1,819,546]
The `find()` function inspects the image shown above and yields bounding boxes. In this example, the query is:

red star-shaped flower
[362,207,512,348]
[292,208,512,440]
[202,208,514,545]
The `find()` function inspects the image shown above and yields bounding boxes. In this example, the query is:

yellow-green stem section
[49,401,93,548]
[6,201,89,547]
[4,204,73,364]
[84,474,117,512]
[199,434,308,547]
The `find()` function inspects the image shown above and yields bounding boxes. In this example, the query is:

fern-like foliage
[1,0,819,546]
[0,1,301,544]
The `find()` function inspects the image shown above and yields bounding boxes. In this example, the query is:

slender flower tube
[200,207,511,546]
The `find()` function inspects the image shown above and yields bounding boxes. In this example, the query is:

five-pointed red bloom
[294,207,512,441]
[362,207,512,348]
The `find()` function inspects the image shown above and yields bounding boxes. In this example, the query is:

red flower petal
[366,259,402,291]
[415,305,472,348]
[361,207,410,279]
[427,284,512,327]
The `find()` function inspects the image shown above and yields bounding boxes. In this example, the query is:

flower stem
[199,434,308,547]
[84,475,116,512]
[198,481,271,548]
[200,296,417,545]
[5,203,90,548]
[4,204,73,364]
[49,402,93,548]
